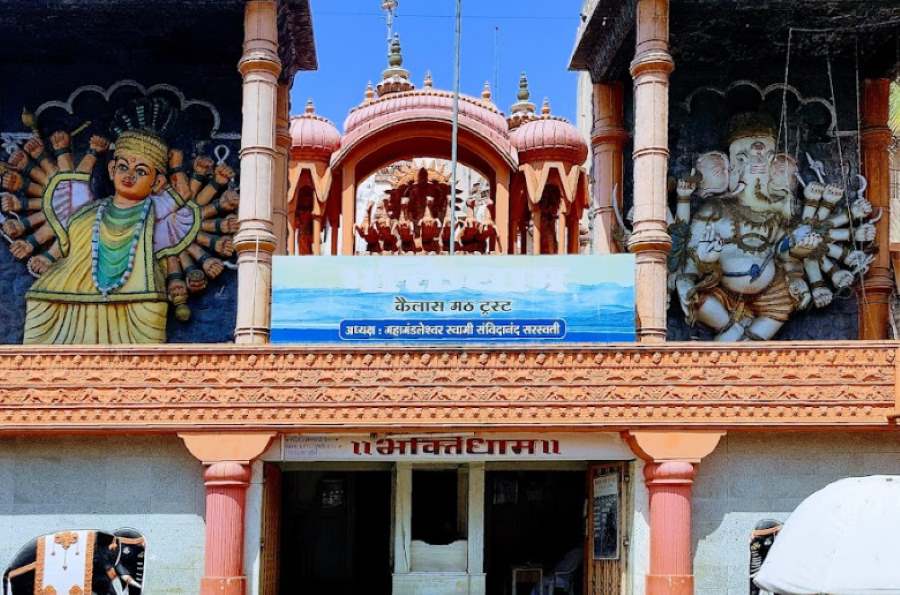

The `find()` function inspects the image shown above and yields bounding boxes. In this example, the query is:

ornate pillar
[591,82,628,254]
[859,78,893,339]
[495,170,510,254]
[179,432,277,595]
[202,461,251,595]
[273,83,291,255]
[644,461,696,595]
[234,0,281,344]
[627,0,673,342]
[625,431,724,595]
[340,162,356,255]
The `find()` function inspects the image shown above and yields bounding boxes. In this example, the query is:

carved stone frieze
[0,343,894,431]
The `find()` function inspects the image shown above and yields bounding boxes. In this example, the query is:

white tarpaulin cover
[755,475,900,595]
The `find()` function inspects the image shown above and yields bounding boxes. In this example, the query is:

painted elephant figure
[3,528,145,595]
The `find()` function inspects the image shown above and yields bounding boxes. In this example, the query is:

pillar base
[201,576,246,595]
[646,574,693,595]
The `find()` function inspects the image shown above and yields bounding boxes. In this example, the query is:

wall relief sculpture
[3,528,146,594]
[668,111,877,341]
[0,96,239,344]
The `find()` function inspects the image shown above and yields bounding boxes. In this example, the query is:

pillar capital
[179,431,277,464]
[204,461,252,487]
[624,430,725,463]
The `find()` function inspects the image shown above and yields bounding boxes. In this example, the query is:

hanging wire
[448,0,462,256]
[825,51,861,255]
[852,35,870,317]
[777,28,793,156]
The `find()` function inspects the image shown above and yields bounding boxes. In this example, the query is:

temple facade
[0,1,896,595]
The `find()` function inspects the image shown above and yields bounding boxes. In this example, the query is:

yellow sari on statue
[23,173,198,344]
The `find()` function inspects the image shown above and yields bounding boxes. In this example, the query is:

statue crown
[726,112,777,146]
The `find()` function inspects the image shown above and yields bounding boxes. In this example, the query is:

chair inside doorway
[485,471,586,595]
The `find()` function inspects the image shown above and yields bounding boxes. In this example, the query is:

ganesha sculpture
[669,112,877,341]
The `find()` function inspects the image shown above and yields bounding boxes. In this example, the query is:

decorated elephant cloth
[3,528,145,595]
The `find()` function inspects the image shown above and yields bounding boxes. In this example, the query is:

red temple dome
[290,99,341,161]
[511,99,588,164]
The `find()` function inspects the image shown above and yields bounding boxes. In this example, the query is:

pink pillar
[644,461,696,595]
[201,461,252,595]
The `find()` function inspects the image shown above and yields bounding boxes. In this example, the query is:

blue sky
[292,0,585,128]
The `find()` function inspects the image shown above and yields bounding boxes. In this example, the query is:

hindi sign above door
[271,255,634,344]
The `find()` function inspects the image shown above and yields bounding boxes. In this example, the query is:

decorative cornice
[0,343,894,432]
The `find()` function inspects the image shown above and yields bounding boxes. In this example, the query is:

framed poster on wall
[592,472,619,560]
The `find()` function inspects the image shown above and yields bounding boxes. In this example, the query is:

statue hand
[193,156,214,177]
[854,223,876,243]
[9,239,34,259]
[167,278,188,303]
[202,257,225,278]
[831,269,854,289]
[812,286,833,308]
[676,178,696,199]
[844,250,875,275]
[1,219,24,238]
[50,131,71,151]
[214,164,235,185]
[8,150,28,170]
[1,192,22,213]
[791,231,822,258]
[1,172,24,192]
[28,254,52,275]
[219,190,240,212]
[788,278,812,309]
[822,184,844,205]
[168,149,184,169]
[215,236,234,257]
[696,226,723,263]
[850,198,873,219]
[803,181,824,202]
[89,135,110,154]
[23,137,45,160]
[220,214,240,234]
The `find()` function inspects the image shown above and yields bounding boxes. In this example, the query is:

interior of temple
[279,469,393,595]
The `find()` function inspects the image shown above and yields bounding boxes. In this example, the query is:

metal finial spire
[305,98,315,114]
[517,72,530,101]
[382,0,399,43]
[364,81,375,103]
[508,71,536,129]
[388,34,403,68]
[481,81,492,102]
[541,97,551,115]
[424,70,433,89]
[378,34,414,96]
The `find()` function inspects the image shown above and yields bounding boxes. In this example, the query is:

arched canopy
[331,89,518,183]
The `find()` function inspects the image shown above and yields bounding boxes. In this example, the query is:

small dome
[290,99,341,160]
[511,100,587,164]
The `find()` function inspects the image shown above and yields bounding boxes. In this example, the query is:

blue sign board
[271,255,635,344]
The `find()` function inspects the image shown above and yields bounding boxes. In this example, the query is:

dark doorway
[279,470,392,595]
[485,470,586,595]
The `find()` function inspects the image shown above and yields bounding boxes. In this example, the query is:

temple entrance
[484,469,587,595]
[278,469,392,595]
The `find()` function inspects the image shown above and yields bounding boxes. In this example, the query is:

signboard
[592,472,620,560]
[272,433,634,462]
[271,255,635,344]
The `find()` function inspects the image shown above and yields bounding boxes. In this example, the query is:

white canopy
[755,475,900,595]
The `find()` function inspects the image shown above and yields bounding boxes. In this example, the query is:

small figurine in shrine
[0,97,240,343]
